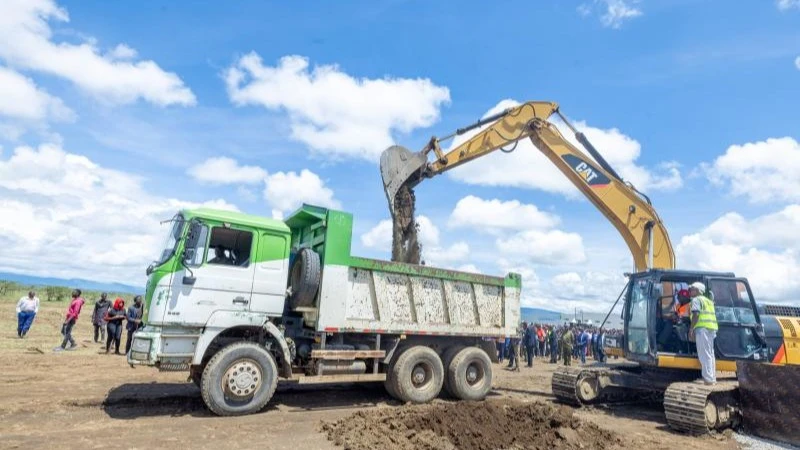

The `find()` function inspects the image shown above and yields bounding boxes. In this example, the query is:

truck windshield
[155,214,185,266]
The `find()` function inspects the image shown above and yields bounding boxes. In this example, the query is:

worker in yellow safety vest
[688,282,718,385]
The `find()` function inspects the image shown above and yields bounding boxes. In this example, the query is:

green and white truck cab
[129,204,521,415]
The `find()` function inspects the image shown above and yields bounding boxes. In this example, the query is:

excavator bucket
[737,360,800,446]
[379,145,427,215]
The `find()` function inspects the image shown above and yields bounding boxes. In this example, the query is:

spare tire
[289,247,321,309]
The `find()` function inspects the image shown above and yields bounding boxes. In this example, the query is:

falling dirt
[321,399,623,450]
[390,184,422,264]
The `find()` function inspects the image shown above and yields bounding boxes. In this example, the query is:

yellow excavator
[379,100,800,442]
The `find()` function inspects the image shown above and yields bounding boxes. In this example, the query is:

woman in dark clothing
[104,298,126,354]
[92,293,111,343]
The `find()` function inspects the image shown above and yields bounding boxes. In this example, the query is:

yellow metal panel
[775,316,800,365]
[657,355,737,372]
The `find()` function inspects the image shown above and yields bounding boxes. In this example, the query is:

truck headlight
[132,338,152,353]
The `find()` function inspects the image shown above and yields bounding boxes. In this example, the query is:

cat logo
[562,154,610,187]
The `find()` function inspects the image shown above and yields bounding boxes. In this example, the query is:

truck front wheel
[447,347,492,401]
[390,346,444,403]
[201,342,278,416]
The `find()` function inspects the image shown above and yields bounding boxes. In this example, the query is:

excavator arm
[380,100,675,271]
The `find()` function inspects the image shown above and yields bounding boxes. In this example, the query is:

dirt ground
[1,302,739,450]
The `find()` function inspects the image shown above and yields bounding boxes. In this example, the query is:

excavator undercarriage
[552,365,741,434]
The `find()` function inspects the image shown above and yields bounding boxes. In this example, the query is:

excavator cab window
[707,277,763,359]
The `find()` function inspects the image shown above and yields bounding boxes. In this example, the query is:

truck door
[249,230,290,316]
[166,221,256,326]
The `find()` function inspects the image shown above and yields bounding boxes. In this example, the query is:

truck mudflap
[737,361,800,446]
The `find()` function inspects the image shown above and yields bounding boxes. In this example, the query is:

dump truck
[128,204,521,416]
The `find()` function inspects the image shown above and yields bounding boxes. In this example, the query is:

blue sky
[0,0,798,312]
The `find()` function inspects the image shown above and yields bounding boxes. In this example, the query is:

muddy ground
[0,302,738,450]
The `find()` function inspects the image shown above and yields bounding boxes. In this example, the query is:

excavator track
[663,380,740,435]
[552,366,585,405]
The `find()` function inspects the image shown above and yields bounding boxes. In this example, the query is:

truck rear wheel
[390,346,444,403]
[441,345,464,398]
[447,347,492,401]
[201,342,278,416]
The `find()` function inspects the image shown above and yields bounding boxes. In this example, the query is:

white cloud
[360,215,440,250]
[0,66,74,122]
[224,53,450,161]
[446,99,681,196]
[777,0,800,11]
[359,214,467,268]
[424,242,470,266]
[497,257,627,313]
[263,169,340,218]
[579,0,642,29]
[705,137,800,203]
[457,264,480,273]
[677,206,800,304]
[448,195,559,233]
[795,56,800,70]
[0,0,195,106]
[0,144,236,285]
[496,229,587,265]
[188,157,268,185]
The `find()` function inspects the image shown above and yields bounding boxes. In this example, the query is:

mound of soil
[321,399,622,450]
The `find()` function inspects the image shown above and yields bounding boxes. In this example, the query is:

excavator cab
[622,269,771,369]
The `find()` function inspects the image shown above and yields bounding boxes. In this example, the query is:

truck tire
[447,347,492,401]
[390,346,444,404]
[289,248,321,309]
[441,345,464,398]
[384,358,400,400]
[201,342,278,416]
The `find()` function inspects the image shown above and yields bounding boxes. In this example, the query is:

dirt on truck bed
[321,399,621,450]
[0,301,740,450]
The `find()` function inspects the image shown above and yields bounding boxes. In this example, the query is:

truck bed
[286,205,521,338]
[314,257,520,337]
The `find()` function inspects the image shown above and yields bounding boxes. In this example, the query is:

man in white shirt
[688,282,718,385]
[16,291,40,338]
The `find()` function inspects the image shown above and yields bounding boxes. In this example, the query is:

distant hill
[0,271,142,295]
[521,307,563,322]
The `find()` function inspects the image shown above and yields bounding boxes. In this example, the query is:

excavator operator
[674,289,691,320]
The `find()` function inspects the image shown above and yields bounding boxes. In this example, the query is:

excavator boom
[380,100,675,271]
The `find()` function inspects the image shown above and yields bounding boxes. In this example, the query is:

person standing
[55,289,85,352]
[688,282,718,385]
[549,326,559,363]
[104,298,126,355]
[16,291,40,338]
[125,295,145,354]
[561,326,575,366]
[92,293,111,343]
[523,322,535,368]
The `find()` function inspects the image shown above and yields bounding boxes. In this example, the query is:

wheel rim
[704,400,719,429]
[465,361,484,386]
[411,362,432,388]
[577,376,600,402]
[223,359,262,399]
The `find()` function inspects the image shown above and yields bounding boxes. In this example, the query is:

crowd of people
[15,288,145,355]
[496,322,622,370]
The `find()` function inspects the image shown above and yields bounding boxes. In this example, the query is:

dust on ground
[321,399,621,450]
[1,301,741,450]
